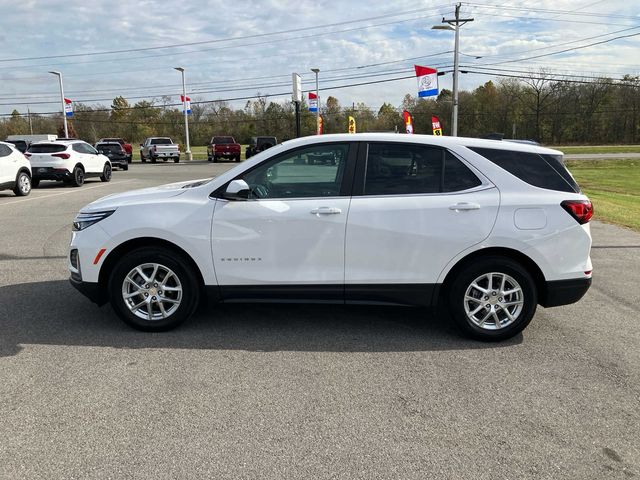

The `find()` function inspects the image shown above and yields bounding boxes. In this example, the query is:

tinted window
[150,138,172,145]
[96,144,123,154]
[212,137,234,144]
[72,143,88,154]
[468,147,579,193]
[0,144,12,157]
[242,143,349,199]
[7,140,28,153]
[363,144,481,195]
[27,144,66,154]
[443,151,483,192]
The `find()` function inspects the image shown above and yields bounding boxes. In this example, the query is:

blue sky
[0,0,639,116]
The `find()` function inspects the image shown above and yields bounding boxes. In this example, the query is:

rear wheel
[122,164,129,171]
[212,156,218,163]
[151,156,157,163]
[100,163,112,182]
[174,158,179,163]
[448,256,537,341]
[71,166,85,187]
[13,172,31,196]
[108,247,200,331]
[31,179,40,188]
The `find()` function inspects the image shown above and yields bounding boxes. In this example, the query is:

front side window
[241,143,349,199]
[363,143,482,195]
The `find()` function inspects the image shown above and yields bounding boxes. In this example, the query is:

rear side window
[97,144,123,153]
[364,143,482,196]
[0,144,12,157]
[151,138,172,145]
[212,137,234,144]
[469,147,579,193]
[27,144,66,154]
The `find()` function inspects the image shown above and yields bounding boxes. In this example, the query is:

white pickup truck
[140,137,180,163]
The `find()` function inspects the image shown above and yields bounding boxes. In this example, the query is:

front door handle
[310,206,342,215]
[449,202,481,211]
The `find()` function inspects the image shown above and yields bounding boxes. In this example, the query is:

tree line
[2,74,639,146]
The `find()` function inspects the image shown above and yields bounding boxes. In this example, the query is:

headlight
[72,210,115,231]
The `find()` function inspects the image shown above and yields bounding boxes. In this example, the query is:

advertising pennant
[309,92,318,113]
[432,115,443,136]
[415,65,439,97]
[64,97,73,117]
[348,116,356,134]
[180,95,192,115]
[403,110,414,134]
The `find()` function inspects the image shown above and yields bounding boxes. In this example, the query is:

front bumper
[69,277,107,305]
[541,277,592,307]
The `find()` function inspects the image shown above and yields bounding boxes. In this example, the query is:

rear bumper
[69,277,107,306]
[540,277,592,307]
[32,167,71,180]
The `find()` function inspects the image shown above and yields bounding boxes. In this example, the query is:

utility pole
[174,67,192,161]
[49,71,68,138]
[311,68,320,134]
[439,3,473,137]
[27,106,33,135]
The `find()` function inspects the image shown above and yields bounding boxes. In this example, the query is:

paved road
[565,153,640,160]
[1,162,638,479]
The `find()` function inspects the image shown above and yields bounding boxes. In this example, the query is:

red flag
[403,110,414,134]
[432,115,443,136]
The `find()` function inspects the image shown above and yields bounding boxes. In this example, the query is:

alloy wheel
[121,263,183,321]
[463,272,524,330]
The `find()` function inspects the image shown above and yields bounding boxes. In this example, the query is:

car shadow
[0,280,522,357]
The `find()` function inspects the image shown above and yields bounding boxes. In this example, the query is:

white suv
[69,134,593,341]
[26,140,112,187]
[0,141,32,196]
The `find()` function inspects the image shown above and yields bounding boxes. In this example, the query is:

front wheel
[13,172,31,196]
[174,158,179,163]
[448,257,537,341]
[100,162,112,182]
[108,247,200,331]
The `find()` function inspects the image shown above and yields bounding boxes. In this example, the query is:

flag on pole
[432,115,443,136]
[180,95,192,115]
[317,115,323,135]
[309,92,318,112]
[64,98,73,117]
[348,116,356,134]
[415,65,439,97]
[403,110,414,134]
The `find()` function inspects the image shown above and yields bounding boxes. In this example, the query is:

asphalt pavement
[0,161,638,479]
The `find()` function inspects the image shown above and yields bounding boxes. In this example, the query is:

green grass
[551,145,640,154]
[565,159,640,232]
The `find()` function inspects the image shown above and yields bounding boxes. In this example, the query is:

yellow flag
[348,116,356,134]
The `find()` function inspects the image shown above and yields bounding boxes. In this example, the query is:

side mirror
[224,179,250,200]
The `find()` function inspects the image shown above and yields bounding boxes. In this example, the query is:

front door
[211,142,356,300]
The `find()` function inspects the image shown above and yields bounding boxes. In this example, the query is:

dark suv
[245,136,277,159]
[95,142,129,170]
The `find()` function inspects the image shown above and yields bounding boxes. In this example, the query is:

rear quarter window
[468,147,580,193]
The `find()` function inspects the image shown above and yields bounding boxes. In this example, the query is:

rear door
[211,142,356,299]
[344,141,500,305]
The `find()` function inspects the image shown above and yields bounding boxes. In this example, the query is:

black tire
[447,256,537,341]
[122,164,129,171]
[127,155,132,164]
[100,162,112,182]
[234,155,240,162]
[71,166,85,187]
[141,154,146,163]
[207,155,212,162]
[212,156,218,163]
[13,171,31,196]
[174,158,179,163]
[151,156,157,163]
[108,247,200,331]
[31,178,40,189]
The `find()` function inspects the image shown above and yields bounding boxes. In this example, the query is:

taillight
[52,153,71,159]
[177,144,181,152]
[24,153,31,158]
[561,200,593,224]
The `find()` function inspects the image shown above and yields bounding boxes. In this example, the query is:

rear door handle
[310,207,342,215]
[449,202,481,211]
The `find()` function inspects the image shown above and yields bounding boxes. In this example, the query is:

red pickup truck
[98,138,132,163]
[207,136,241,163]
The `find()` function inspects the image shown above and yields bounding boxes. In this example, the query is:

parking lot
[1,161,638,479]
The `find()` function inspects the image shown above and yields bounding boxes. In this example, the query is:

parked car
[0,141,32,196]
[140,137,180,163]
[207,136,241,162]
[26,139,112,187]
[68,133,592,341]
[98,138,133,163]
[95,142,129,170]
[245,136,277,159]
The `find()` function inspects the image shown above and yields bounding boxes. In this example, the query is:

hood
[82,179,210,211]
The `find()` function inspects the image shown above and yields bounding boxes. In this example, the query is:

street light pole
[311,68,320,135]
[49,71,68,138]
[174,67,192,161]
[432,3,473,137]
